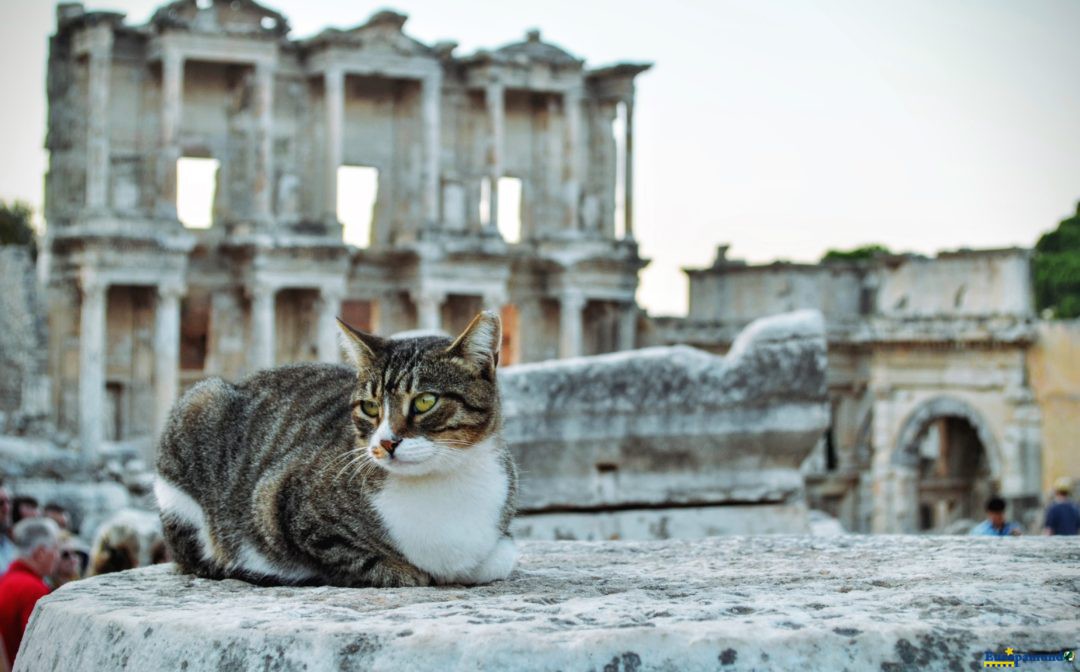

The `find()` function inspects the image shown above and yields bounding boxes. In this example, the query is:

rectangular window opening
[338,165,379,248]
[497,177,522,244]
[612,102,627,239]
[177,157,219,229]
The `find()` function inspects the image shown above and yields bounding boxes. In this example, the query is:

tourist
[1043,477,1080,536]
[10,496,39,526]
[89,522,141,576]
[42,503,70,531]
[49,532,87,589]
[0,518,61,666]
[0,481,15,572]
[970,497,1022,536]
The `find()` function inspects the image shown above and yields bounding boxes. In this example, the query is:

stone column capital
[558,289,587,312]
[320,283,346,300]
[79,272,108,298]
[410,289,447,306]
[157,281,187,301]
[248,284,277,303]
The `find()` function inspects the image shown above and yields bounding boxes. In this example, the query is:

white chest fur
[373,441,508,582]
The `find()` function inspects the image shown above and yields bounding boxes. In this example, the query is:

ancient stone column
[153,282,185,439]
[85,25,114,211]
[558,290,586,359]
[78,274,107,459]
[316,286,345,363]
[422,71,442,225]
[252,60,275,224]
[250,286,277,371]
[485,80,504,232]
[545,96,561,235]
[158,49,184,219]
[622,95,635,240]
[413,290,445,331]
[323,68,345,226]
[562,88,582,232]
[618,303,637,352]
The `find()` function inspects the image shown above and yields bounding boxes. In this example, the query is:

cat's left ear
[446,311,501,372]
[337,318,385,370]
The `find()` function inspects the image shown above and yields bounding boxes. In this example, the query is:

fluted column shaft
[159,49,184,218]
[86,26,114,211]
[79,275,107,458]
[485,81,504,232]
[154,283,185,438]
[323,68,344,225]
[558,291,586,359]
[252,61,274,222]
[422,71,442,225]
[316,287,345,363]
[250,286,277,371]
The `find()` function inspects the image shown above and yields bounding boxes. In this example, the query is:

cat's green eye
[359,400,380,417]
[412,393,438,414]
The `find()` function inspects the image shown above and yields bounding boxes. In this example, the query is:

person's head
[12,517,61,577]
[985,496,1008,527]
[89,523,140,577]
[55,533,83,580]
[12,496,40,526]
[1054,476,1073,499]
[43,503,69,531]
[0,480,11,532]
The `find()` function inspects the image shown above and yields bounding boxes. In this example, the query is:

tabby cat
[155,311,517,587]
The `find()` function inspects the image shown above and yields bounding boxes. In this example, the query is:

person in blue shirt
[1043,477,1079,536]
[970,496,1022,536]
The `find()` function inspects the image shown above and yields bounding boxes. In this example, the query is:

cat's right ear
[337,318,384,370]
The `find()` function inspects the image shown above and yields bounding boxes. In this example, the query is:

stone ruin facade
[11,0,1073,544]
[652,246,1048,534]
[43,0,648,460]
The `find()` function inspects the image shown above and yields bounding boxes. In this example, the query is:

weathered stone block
[18,536,1079,671]
[500,310,828,532]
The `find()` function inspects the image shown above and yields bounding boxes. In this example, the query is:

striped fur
[156,312,517,587]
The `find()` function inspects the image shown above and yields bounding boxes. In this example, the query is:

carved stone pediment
[150,0,289,38]
[490,29,583,68]
[305,10,435,58]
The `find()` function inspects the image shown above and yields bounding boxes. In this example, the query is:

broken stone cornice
[18,536,1079,671]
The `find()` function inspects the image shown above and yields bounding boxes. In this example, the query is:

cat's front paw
[460,537,518,585]
[364,559,432,588]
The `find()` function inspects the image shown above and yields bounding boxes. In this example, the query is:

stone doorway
[891,396,1001,533]
[915,417,993,531]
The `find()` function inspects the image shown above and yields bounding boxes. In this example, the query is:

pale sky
[2,0,1079,316]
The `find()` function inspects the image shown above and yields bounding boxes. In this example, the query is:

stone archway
[892,396,1000,532]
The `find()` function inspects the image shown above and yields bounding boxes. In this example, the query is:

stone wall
[0,247,48,433]
[18,536,1079,671]
[1029,320,1080,494]
[501,310,829,539]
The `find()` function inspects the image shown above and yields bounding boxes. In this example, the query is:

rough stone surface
[0,247,47,432]
[501,310,828,519]
[19,536,1079,671]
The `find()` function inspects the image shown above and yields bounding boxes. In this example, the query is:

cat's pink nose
[380,437,402,455]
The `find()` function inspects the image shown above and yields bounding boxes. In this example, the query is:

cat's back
[157,363,356,494]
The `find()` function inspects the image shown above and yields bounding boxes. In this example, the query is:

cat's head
[337,311,502,477]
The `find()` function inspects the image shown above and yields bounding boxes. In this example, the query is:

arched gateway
[892,396,1001,532]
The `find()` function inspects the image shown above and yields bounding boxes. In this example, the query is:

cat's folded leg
[454,536,518,586]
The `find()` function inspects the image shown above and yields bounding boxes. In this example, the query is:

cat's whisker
[328,447,371,484]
